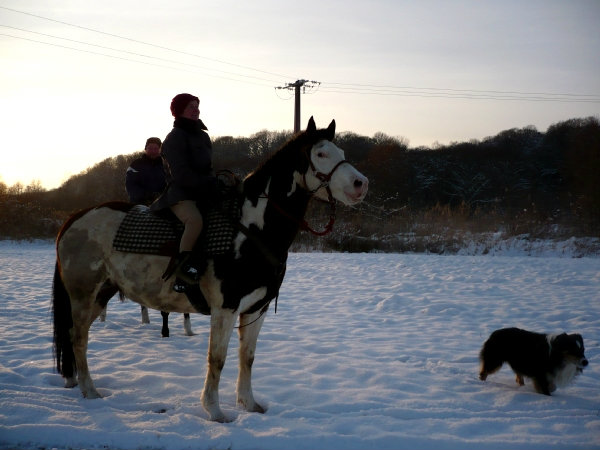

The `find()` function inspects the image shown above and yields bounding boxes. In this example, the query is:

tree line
[1,116,598,251]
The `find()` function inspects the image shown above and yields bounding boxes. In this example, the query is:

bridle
[263,144,350,236]
[239,143,350,319]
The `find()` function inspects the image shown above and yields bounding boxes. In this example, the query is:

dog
[479,327,588,395]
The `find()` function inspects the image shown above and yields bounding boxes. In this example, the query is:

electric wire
[2,5,599,104]
[0,32,277,88]
[322,81,598,100]
[317,85,600,103]
[0,5,294,80]
[0,25,282,86]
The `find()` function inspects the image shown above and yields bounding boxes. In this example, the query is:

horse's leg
[183,313,193,336]
[236,307,268,413]
[160,311,170,337]
[70,299,105,399]
[96,280,117,324]
[141,306,150,324]
[201,309,237,422]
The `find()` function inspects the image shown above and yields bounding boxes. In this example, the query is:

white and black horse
[52,117,368,422]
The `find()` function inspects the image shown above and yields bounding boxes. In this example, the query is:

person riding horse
[53,117,368,422]
[151,93,218,293]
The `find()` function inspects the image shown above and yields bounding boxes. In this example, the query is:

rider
[125,137,166,205]
[151,93,217,292]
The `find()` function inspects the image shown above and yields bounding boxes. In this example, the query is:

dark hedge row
[1,117,598,250]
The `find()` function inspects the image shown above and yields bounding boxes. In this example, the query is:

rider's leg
[171,200,203,289]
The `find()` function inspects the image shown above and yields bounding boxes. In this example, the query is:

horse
[52,117,368,422]
[98,304,193,337]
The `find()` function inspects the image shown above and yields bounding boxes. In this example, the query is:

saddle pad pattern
[113,205,181,256]
[200,193,241,256]
[113,193,242,257]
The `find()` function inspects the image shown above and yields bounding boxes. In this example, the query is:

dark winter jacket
[150,117,217,212]
[125,154,167,205]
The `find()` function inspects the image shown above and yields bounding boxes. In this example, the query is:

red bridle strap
[263,150,349,236]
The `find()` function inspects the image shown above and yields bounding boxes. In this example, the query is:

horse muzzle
[344,175,368,204]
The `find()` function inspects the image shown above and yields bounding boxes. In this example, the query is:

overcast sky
[1,0,599,189]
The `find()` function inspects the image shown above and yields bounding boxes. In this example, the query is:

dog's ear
[555,333,586,355]
[572,334,585,351]
[551,333,570,351]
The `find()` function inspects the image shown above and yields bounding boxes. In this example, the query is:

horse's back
[58,203,127,262]
[57,203,197,314]
[57,204,129,295]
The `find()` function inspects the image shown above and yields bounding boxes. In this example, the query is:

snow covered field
[1,240,599,450]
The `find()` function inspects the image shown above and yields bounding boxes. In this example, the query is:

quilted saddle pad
[113,193,242,257]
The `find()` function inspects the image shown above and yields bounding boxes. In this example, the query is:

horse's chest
[214,253,285,314]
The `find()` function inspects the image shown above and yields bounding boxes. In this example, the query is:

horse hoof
[64,377,78,388]
[83,390,102,399]
[210,413,233,423]
[238,400,266,414]
[248,403,265,414]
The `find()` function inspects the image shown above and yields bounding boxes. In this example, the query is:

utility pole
[275,79,320,133]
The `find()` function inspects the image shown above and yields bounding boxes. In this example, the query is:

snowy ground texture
[1,239,599,450]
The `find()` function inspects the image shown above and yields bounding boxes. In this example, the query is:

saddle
[112,186,243,315]
[113,186,242,258]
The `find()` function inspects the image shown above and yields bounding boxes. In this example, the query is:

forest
[1,116,598,253]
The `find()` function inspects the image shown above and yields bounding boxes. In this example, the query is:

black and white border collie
[479,327,588,395]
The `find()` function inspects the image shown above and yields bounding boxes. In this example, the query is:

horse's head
[300,117,368,206]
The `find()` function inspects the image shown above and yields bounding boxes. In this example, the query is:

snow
[1,239,599,450]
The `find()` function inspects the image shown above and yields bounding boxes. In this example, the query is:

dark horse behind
[52,117,368,422]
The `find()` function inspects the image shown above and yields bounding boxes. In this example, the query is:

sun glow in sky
[1,0,599,189]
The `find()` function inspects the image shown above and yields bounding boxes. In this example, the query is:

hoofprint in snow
[1,240,599,450]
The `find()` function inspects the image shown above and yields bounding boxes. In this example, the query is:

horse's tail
[52,261,76,379]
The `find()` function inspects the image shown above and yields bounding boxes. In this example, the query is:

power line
[0,5,294,80]
[0,25,282,86]
[2,5,598,104]
[317,84,600,103]
[322,81,599,100]
[0,32,278,88]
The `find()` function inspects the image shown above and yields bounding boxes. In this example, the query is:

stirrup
[176,264,200,284]
[173,277,188,293]
[162,251,194,282]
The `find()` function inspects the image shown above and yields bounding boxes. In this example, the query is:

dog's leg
[515,373,525,386]
[532,377,552,395]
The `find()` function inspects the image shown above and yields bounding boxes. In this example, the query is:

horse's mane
[243,121,335,199]
[245,132,304,176]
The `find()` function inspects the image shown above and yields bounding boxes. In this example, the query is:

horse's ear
[306,116,316,133]
[326,119,336,140]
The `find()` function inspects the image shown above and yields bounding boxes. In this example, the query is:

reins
[235,304,270,329]
[261,150,350,237]
[234,142,350,326]
[260,190,336,236]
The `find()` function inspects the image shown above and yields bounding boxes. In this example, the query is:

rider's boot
[168,251,200,293]
[176,251,200,279]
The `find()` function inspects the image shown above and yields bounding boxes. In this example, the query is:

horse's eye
[317,152,326,158]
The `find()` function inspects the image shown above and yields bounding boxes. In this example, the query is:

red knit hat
[170,93,199,117]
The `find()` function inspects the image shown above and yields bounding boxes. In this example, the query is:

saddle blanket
[113,194,242,257]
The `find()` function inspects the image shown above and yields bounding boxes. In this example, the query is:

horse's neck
[242,160,311,251]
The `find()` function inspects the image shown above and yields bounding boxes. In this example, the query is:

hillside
[1,117,598,253]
